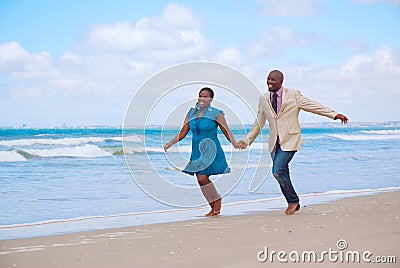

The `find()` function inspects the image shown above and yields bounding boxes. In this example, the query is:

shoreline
[1,187,399,241]
[1,190,399,267]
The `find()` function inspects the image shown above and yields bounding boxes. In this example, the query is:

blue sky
[1,0,399,127]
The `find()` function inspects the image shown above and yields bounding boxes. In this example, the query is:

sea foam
[0,151,27,162]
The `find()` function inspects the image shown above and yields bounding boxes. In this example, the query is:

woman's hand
[233,142,245,150]
[164,142,172,152]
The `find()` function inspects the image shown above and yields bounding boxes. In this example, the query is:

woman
[164,87,240,216]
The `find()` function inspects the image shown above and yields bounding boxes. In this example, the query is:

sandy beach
[1,191,399,268]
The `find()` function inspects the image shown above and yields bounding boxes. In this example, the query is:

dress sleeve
[212,108,224,119]
[187,108,195,119]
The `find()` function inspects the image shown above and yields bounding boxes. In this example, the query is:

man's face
[267,72,283,92]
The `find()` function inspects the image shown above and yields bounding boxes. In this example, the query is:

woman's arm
[216,113,240,149]
[164,115,190,152]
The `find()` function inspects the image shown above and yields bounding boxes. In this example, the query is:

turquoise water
[1,123,399,239]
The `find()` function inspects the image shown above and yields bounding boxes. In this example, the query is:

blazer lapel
[279,87,289,114]
[265,92,278,117]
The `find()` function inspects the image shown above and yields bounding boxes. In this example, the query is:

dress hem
[182,168,231,176]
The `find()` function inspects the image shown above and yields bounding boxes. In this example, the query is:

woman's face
[198,90,213,108]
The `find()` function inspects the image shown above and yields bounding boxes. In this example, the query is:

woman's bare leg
[197,174,221,216]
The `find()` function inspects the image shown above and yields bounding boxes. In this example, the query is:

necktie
[272,93,278,113]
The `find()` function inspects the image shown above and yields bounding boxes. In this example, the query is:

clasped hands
[233,140,248,150]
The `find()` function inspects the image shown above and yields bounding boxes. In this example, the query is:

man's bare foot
[285,203,300,215]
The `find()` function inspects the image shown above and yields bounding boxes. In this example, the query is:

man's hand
[334,114,349,124]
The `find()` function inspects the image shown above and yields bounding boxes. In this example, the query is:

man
[239,70,348,215]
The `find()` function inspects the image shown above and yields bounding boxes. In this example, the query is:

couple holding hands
[164,70,349,217]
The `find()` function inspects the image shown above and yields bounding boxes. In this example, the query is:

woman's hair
[199,87,214,98]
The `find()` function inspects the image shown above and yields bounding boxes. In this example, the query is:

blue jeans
[271,143,299,205]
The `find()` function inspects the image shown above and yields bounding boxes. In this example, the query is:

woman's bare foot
[205,201,215,216]
[285,203,300,215]
[205,209,215,217]
[204,198,221,217]
[205,210,220,217]
[213,198,222,215]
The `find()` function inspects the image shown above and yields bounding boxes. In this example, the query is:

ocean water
[1,123,399,239]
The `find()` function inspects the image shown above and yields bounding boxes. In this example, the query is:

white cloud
[337,46,399,78]
[0,3,212,126]
[291,46,400,85]
[244,26,325,59]
[156,2,202,28]
[282,46,400,121]
[351,0,400,6]
[214,47,246,65]
[0,42,53,75]
[258,0,323,17]
[341,54,372,74]
[0,42,30,66]
[1,3,210,99]
[77,2,207,61]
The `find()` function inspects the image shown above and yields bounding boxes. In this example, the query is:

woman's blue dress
[182,106,231,176]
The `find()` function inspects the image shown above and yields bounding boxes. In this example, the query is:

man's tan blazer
[245,87,338,152]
